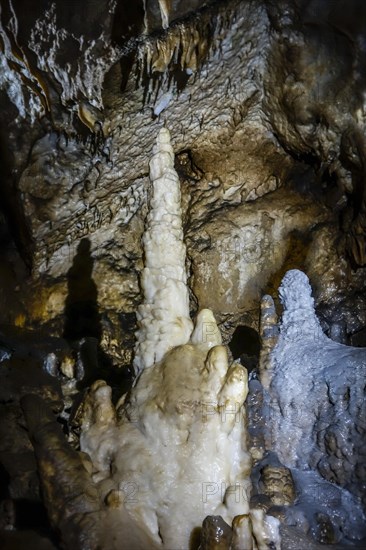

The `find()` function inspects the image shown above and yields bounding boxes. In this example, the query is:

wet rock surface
[0,322,132,547]
[199,515,233,549]
[0,329,64,546]
[0,0,366,548]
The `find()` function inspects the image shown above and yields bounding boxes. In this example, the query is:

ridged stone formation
[133,127,193,374]
[76,127,281,549]
[259,269,366,543]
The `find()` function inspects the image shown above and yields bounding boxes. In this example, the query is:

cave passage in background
[229,325,260,372]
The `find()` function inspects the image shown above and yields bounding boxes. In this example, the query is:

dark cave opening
[228,325,260,373]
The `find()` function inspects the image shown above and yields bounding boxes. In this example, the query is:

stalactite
[135,1,239,104]
[157,0,171,30]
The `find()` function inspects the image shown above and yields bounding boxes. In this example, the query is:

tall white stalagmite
[133,127,193,374]
[79,128,279,549]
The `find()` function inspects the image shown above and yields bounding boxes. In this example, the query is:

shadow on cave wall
[63,238,132,399]
[63,238,109,386]
[63,238,102,342]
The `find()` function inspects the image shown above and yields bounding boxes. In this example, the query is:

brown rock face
[258,465,296,506]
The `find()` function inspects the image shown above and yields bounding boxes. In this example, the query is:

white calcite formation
[277,270,325,344]
[81,316,251,549]
[133,127,193,374]
[259,269,366,540]
[78,127,280,549]
[80,312,281,549]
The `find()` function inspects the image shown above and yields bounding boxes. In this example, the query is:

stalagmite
[79,307,253,548]
[250,509,281,550]
[258,294,278,390]
[77,127,259,548]
[133,127,193,374]
[232,514,254,550]
[259,269,366,540]
[20,126,282,549]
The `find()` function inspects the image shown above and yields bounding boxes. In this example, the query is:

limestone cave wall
[0,0,365,548]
